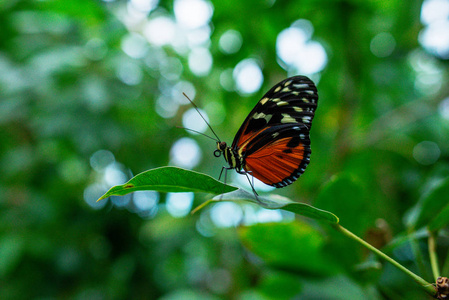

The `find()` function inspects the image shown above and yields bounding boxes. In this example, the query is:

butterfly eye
[218,141,227,150]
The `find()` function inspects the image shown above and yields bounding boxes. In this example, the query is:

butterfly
[184,75,318,194]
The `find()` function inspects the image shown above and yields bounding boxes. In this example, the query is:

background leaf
[238,221,338,275]
[314,174,374,236]
[408,177,449,231]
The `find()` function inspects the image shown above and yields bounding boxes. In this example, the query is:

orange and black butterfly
[184,75,318,194]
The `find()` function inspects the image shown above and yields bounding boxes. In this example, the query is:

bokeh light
[185,26,212,48]
[421,0,449,25]
[174,0,213,30]
[242,204,294,225]
[219,30,243,54]
[170,137,202,168]
[133,191,159,212]
[188,47,213,76]
[160,57,183,80]
[166,192,194,217]
[210,202,243,227]
[413,141,441,165]
[219,68,235,91]
[172,81,196,105]
[121,33,148,59]
[83,183,109,210]
[83,38,108,61]
[116,60,143,86]
[439,97,449,120]
[254,209,284,223]
[277,27,308,63]
[233,59,263,95]
[144,16,177,46]
[419,0,449,59]
[408,50,444,94]
[370,32,396,58]
[182,107,209,134]
[104,162,128,187]
[276,20,327,75]
[130,0,159,13]
[156,95,179,118]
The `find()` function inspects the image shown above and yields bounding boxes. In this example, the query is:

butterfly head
[214,141,227,158]
[214,141,241,170]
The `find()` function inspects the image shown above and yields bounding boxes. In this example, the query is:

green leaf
[314,174,369,236]
[312,174,371,270]
[97,166,237,202]
[258,271,302,299]
[213,189,339,223]
[238,221,338,275]
[408,177,449,230]
[428,205,449,232]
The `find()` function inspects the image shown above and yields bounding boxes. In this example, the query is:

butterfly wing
[231,76,318,187]
[231,76,318,149]
[242,124,311,187]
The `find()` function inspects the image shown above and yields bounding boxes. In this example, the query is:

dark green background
[1,0,448,299]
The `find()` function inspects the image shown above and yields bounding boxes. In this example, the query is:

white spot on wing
[264,114,273,123]
[252,112,272,123]
[302,116,312,123]
[293,83,309,89]
[281,113,296,123]
[260,97,269,105]
[253,112,266,119]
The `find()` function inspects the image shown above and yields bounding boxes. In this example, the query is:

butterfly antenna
[176,126,219,142]
[183,92,221,142]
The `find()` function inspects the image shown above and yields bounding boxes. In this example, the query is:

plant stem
[333,224,436,297]
[428,231,440,282]
[191,199,216,214]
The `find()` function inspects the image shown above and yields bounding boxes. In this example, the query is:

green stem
[333,224,436,297]
[191,199,216,214]
[428,231,440,282]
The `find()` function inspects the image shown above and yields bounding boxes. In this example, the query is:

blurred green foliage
[1,0,449,299]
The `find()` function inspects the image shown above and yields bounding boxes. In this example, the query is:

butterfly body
[214,76,318,188]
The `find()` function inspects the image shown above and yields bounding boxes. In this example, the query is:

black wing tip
[285,75,316,84]
[270,152,312,188]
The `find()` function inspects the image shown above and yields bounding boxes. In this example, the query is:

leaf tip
[96,195,107,202]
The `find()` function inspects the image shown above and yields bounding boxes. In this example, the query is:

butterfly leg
[218,166,226,182]
[218,166,233,200]
[237,170,261,203]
